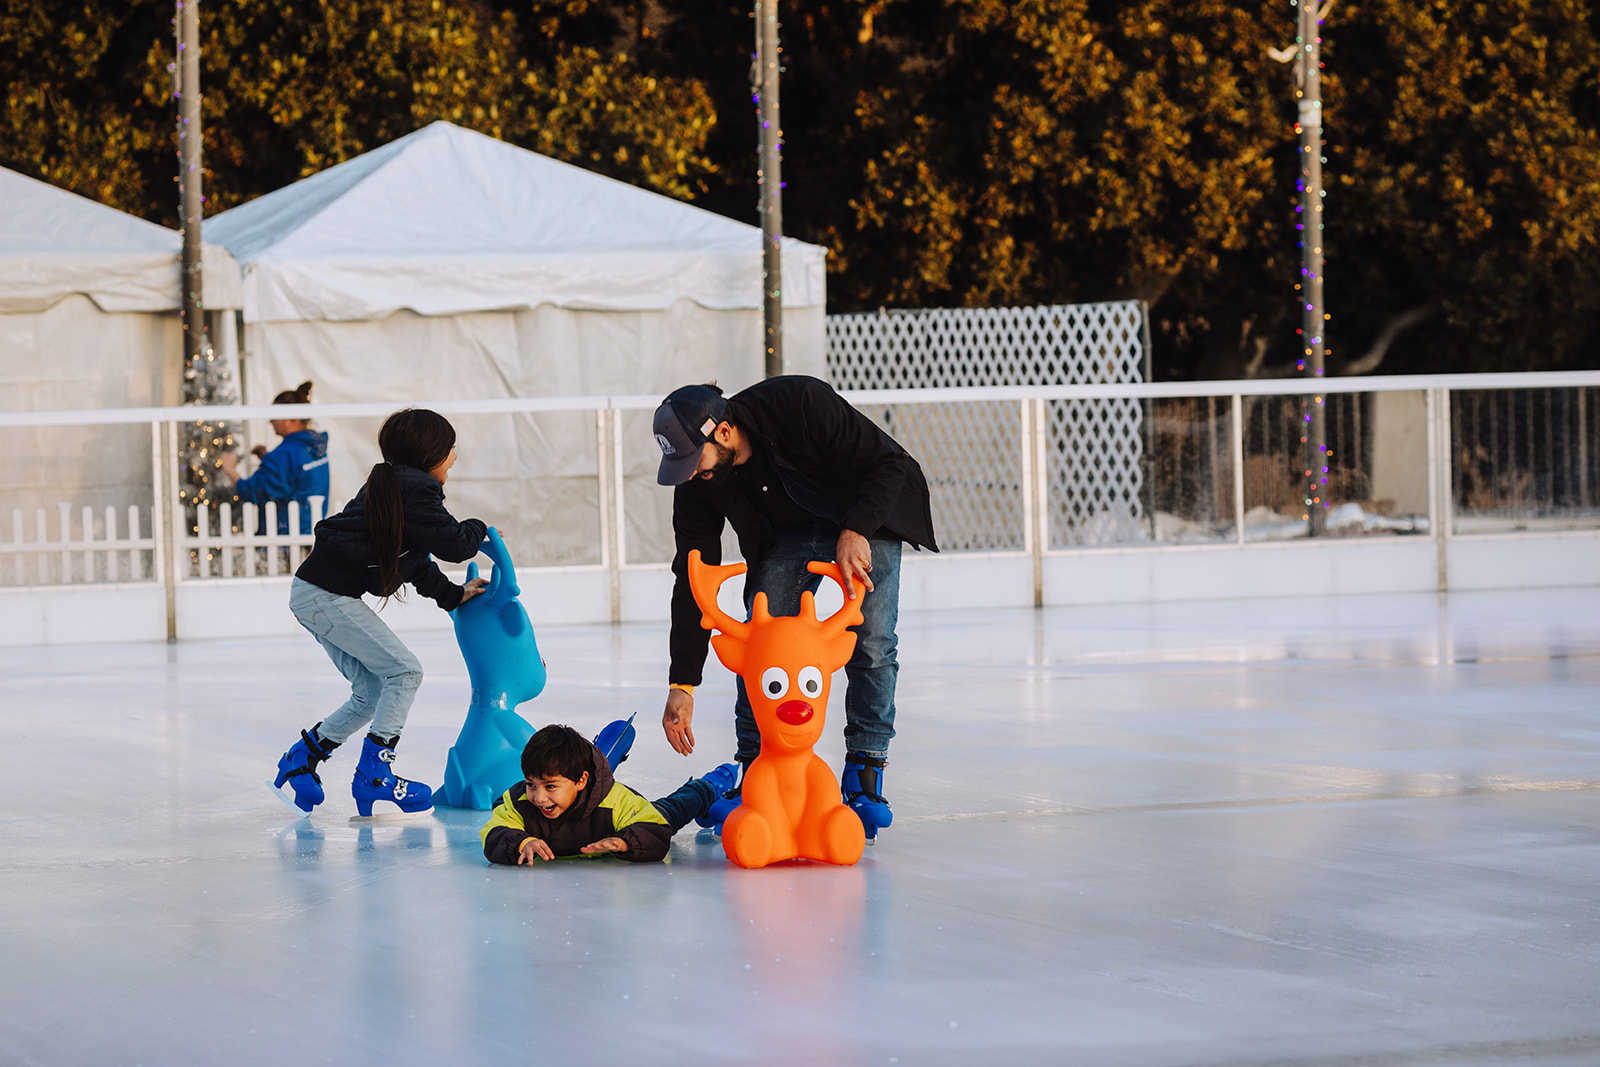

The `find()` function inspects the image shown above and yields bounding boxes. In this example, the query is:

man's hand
[580,837,630,855]
[836,529,875,600]
[662,688,696,755]
[458,576,489,604]
[217,452,239,481]
[517,836,554,864]
[250,444,268,459]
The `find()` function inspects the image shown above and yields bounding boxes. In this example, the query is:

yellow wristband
[668,683,694,694]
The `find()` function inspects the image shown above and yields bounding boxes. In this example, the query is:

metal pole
[1296,0,1328,536]
[756,0,783,378]
[1139,300,1156,542]
[1020,399,1041,608]
[1231,394,1246,544]
[596,409,622,625]
[177,0,204,374]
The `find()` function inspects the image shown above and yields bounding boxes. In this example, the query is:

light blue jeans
[289,577,423,743]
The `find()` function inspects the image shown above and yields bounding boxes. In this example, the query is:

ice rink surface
[3,588,1598,1066]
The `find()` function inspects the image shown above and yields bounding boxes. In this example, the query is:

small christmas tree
[178,341,240,562]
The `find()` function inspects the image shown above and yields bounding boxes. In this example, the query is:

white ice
[3,588,1598,1066]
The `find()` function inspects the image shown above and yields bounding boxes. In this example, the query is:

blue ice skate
[593,714,636,772]
[272,724,340,814]
[437,528,547,810]
[842,755,893,843]
[694,761,746,831]
[352,734,433,816]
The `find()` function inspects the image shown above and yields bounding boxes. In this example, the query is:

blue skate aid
[438,528,548,810]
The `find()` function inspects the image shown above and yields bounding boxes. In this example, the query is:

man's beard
[701,441,737,480]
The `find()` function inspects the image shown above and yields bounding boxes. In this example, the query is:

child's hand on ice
[580,837,629,855]
[517,836,554,863]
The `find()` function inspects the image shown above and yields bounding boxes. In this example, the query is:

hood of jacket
[284,429,329,459]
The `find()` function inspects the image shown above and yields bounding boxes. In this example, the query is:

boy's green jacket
[480,740,673,864]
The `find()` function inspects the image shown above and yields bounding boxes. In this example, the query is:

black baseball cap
[654,385,728,485]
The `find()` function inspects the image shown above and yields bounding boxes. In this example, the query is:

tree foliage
[4,1,1600,375]
[0,0,716,223]
[650,0,1600,375]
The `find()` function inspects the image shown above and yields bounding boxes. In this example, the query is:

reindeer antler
[804,561,866,639]
[687,549,750,640]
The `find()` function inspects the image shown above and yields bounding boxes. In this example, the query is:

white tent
[206,121,830,567]
[0,167,242,519]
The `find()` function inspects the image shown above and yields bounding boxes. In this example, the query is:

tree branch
[1335,304,1435,376]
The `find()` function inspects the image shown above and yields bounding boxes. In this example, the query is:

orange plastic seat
[687,549,868,869]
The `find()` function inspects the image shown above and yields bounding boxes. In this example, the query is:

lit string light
[1289,0,1332,525]
[173,0,239,565]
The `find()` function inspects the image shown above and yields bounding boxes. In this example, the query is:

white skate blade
[347,808,432,824]
[266,780,313,819]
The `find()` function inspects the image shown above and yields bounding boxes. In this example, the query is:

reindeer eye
[798,666,823,698]
[760,667,789,699]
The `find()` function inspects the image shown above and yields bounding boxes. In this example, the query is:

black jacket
[668,375,938,685]
[295,464,486,610]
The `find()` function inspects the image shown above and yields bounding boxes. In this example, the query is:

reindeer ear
[710,632,746,675]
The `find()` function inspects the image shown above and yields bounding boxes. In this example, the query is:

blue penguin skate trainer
[273,724,340,814]
[842,754,892,842]
[352,733,434,816]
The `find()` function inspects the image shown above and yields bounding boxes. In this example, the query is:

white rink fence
[1,370,1598,645]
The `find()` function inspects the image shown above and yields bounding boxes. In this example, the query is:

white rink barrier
[0,371,1598,645]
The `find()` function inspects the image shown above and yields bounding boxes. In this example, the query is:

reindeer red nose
[776,700,814,725]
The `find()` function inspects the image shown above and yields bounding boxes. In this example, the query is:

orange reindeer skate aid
[687,549,868,869]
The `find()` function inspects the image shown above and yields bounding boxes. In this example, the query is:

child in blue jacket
[220,380,330,534]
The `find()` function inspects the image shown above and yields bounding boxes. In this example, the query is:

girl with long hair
[274,408,489,816]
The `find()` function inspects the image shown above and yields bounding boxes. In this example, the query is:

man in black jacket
[652,375,938,839]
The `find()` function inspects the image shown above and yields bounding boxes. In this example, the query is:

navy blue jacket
[235,430,330,535]
[295,464,486,610]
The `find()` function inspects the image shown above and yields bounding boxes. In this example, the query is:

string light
[1290,0,1332,519]
[174,0,240,559]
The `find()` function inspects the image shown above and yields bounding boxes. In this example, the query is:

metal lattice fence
[828,303,1148,549]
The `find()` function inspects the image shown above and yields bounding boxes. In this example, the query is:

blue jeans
[731,528,901,763]
[650,777,717,834]
[289,577,424,743]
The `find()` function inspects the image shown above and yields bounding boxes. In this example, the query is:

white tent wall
[0,168,245,542]
[237,302,824,568]
[0,300,245,535]
[0,295,176,523]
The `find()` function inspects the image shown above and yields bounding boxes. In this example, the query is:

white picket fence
[1,504,156,585]
[0,497,324,586]
[188,498,325,578]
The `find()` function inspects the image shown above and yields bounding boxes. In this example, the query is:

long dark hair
[367,408,456,597]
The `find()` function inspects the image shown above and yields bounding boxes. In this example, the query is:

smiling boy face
[523,770,589,819]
